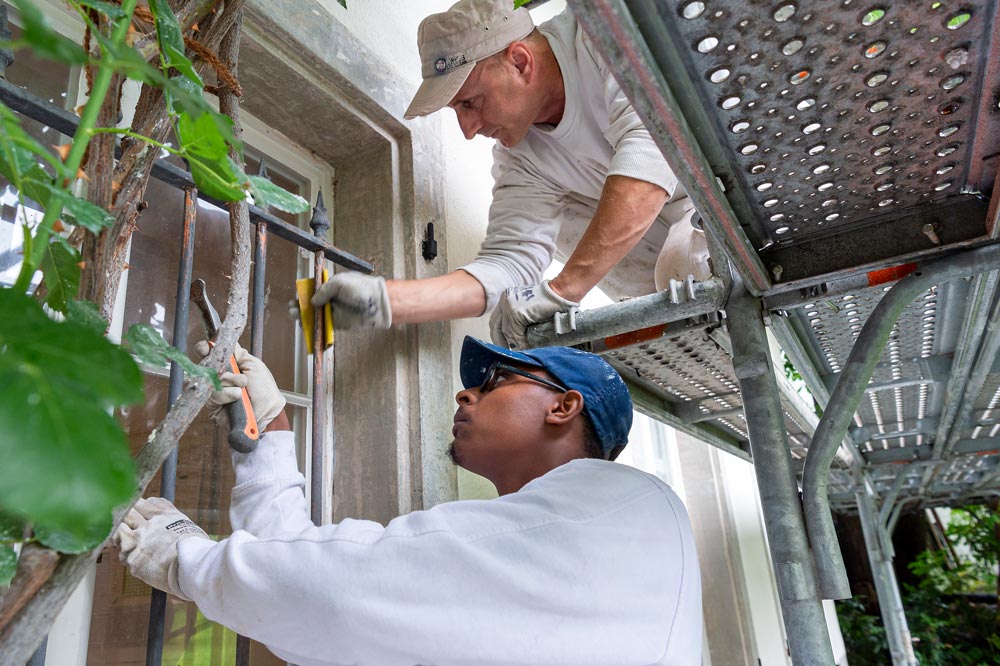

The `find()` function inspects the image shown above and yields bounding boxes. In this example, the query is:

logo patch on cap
[434,54,468,75]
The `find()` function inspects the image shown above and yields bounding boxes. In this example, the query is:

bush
[838,504,1000,665]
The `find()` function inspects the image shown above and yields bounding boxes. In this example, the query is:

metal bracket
[553,306,578,335]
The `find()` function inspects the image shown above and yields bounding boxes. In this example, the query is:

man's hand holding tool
[310,271,391,329]
[194,341,286,434]
[191,278,260,452]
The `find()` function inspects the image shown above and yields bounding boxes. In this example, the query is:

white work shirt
[177,431,702,666]
[460,9,695,309]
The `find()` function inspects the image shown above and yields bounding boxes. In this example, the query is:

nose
[455,388,478,405]
[456,109,481,141]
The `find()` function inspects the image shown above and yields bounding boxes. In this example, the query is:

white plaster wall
[719,452,794,666]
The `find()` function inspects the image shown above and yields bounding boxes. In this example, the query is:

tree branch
[0,3,250,660]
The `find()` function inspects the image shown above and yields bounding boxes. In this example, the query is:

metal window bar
[0,64,373,666]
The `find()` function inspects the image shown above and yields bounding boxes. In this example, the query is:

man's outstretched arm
[311,269,486,328]
[387,270,486,323]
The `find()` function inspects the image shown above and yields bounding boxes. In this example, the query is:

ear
[544,389,585,426]
[506,41,535,81]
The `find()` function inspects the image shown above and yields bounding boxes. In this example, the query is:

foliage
[838,590,1000,666]
[910,505,999,595]
[910,546,996,595]
[781,352,823,418]
[902,587,1000,666]
[124,324,222,390]
[946,504,1000,571]
[839,505,1000,665]
[835,597,890,666]
[0,289,140,537]
[0,0,304,569]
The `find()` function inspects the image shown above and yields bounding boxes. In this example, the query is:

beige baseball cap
[404,0,535,120]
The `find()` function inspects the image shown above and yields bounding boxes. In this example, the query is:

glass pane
[121,157,308,393]
[0,23,73,287]
[89,375,305,664]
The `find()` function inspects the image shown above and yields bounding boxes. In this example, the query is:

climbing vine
[0,0,307,655]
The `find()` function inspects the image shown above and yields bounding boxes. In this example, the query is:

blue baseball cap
[459,336,633,459]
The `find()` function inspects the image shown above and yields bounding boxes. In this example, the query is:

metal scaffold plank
[550,0,1000,661]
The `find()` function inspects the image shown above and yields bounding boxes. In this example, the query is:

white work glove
[654,209,712,290]
[489,280,580,350]
[194,341,286,432]
[113,497,209,601]
[310,272,391,330]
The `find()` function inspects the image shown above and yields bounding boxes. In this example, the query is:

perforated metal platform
[670,0,995,244]
[594,318,817,458]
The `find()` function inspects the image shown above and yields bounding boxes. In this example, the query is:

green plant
[840,505,1000,665]
[835,596,890,666]
[0,0,308,583]
[903,587,1000,666]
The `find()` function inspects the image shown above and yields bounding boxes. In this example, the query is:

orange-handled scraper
[191,279,259,453]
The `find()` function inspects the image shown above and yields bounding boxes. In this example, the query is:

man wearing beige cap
[313,0,710,349]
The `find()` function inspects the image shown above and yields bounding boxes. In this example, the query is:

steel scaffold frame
[531,0,1000,663]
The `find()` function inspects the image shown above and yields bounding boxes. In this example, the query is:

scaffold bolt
[922,223,941,246]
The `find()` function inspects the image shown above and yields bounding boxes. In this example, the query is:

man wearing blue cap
[114,338,702,665]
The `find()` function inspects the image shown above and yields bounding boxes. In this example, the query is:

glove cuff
[541,280,581,309]
[375,276,392,328]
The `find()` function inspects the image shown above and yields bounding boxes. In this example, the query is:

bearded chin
[447,442,462,466]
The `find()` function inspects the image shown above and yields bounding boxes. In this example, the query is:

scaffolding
[525,1,1000,663]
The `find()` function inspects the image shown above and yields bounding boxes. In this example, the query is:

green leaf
[0,106,53,187]
[513,0,531,7]
[0,290,140,536]
[0,546,15,586]
[165,76,204,117]
[35,513,112,554]
[8,0,88,65]
[40,241,81,313]
[0,511,24,542]
[67,300,108,336]
[177,111,245,201]
[163,44,202,88]
[338,0,347,6]
[19,166,60,209]
[124,324,221,390]
[148,0,203,86]
[17,179,113,233]
[248,176,310,214]
[76,0,127,20]
[104,37,168,87]
[62,194,115,233]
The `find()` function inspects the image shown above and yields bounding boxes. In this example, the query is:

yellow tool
[297,270,334,354]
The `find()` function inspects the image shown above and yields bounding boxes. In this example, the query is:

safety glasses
[479,362,569,394]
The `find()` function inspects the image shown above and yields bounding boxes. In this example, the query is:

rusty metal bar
[145,187,197,666]
[0,78,372,273]
[250,224,267,357]
[309,193,330,525]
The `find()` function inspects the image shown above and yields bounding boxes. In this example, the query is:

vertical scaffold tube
[725,278,835,666]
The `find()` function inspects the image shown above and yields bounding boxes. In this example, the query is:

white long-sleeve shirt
[460,9,694,309]
[177,431,702,666]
